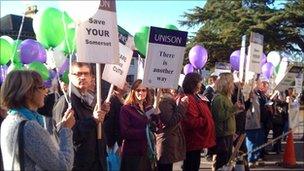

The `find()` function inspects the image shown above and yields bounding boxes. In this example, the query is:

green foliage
[180,0,304,68]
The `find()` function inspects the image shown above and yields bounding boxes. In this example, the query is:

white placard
[142,26,188,89]
[246,43,263,73]
[295,74,303,94]
[76,0,119,64]
[102,43,133,89]
[214,62,231,76]
[275,65,303,92]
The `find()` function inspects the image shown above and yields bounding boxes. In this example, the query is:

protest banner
[74,0,119,139]
[142,26,188,89]
[102,43,133,89]
[213,62,231,76]
[246,32,264,73]
[76,0,119,64]
[274,65,303,92]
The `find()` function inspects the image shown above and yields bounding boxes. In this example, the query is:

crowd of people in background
[0,60,303,171]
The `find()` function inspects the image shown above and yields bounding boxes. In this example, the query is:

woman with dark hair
[155,88,188,171]
[119,79,155,171]
[181,73,216,171]
[0,70,75,170]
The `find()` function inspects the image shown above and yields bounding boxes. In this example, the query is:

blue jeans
[246,129,263,162]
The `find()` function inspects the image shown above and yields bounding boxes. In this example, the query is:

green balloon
[0,38,13,65]
[28,61,49,80]
[33,8,75,49]
[134,26,150,57]
[11,40,22,64]
[165,24,178,30]
[61,70,69,84]
[57,28,76,54]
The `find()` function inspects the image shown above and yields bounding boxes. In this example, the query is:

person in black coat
[104,83,130,151]
[53,61,110,171]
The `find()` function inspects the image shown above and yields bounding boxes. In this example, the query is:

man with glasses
[53,60,109,171]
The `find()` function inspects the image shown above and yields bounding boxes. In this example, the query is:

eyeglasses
[71,72,91,77]
[135,89,147,93]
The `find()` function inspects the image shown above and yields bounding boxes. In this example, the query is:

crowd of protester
[0,60,303,171]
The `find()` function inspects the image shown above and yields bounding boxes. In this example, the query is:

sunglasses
[135,89,147,93]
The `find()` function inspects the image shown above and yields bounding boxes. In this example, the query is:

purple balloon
[44,79,52,88]
[20,39,47,64]
[183,63,194,75]
[262,62,274,79]
[0,65,8,84]
[230,50,240,71]
[58,58,69,75]
[189,45,208,69]
[260,53,267,66]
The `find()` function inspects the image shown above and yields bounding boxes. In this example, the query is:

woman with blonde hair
[119,79,155,171]
[211,72,244,170]
[0,70,75,170]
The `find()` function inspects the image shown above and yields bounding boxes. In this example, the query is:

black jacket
[53,85,107,171]
[104,94,123,148]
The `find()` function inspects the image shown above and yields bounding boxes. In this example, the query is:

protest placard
[142,26,187,89]
[102,43,133,89]
[76,0,119,64]
[214,62,231,76]
[274,65,303,92]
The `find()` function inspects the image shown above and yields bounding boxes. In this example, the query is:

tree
[179,0,304,68]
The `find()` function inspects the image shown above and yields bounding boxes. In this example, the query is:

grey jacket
[1,114,74,170]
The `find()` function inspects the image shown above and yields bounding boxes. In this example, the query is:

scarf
[8,107,45,127]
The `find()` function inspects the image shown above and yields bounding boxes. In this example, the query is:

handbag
[12,120,27,171]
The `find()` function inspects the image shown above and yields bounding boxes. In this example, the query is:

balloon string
[10,6,26,63]
[61,11,76,108]
[48,48,70,105]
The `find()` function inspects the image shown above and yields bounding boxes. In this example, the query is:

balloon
[267,51,281,67]
[0,37,13,65]
[134,26,150,57]
[57,26,76,54]
[44,79,52,88]
[60,0,99,22]
[1,35,14,44]
[58,58,69,75]
[261,53,267,66]
[189,45,208,69]
[61,70,69,84]
[0,65,8,84]
[11,40,22,64]
[183,63,194,75]
[33,7,74,49]
[19,39,47,64]
[28,62,49,80]
[262,62,274,79]
[165,24,178,30]
[46,49,67,69]
[230,50,240,71]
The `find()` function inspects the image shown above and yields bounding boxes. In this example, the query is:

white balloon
[46,49,66,69]
[267,51,281,67]
[59,0,100,23]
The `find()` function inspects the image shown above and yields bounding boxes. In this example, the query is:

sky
[0,0,205,36]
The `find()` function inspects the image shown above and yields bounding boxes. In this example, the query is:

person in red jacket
[181,73,216,171]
